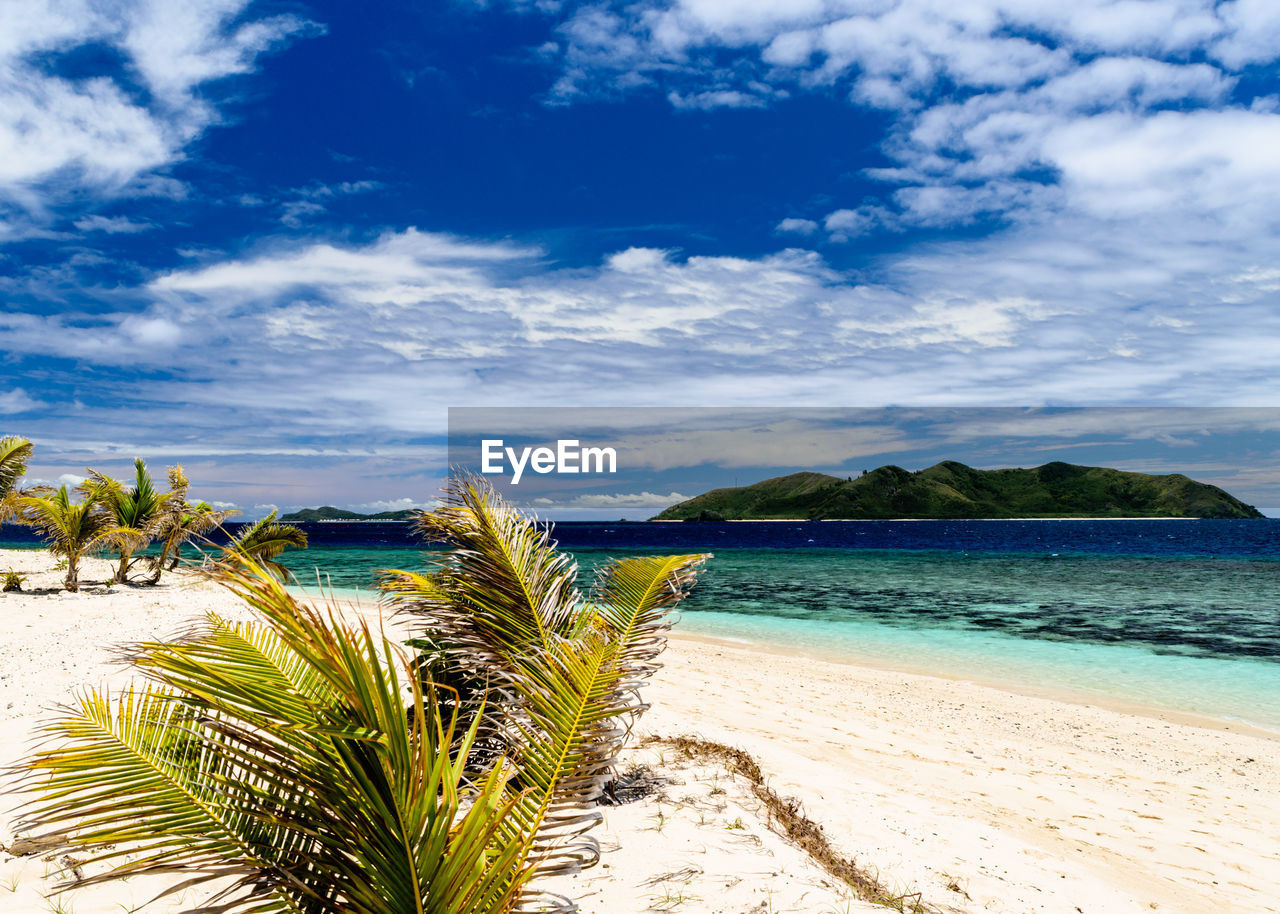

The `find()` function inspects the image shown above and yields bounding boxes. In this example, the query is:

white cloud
[823,207,882,240]
[0,216,1269,424]
[73,215,157,234]
[120,315,182,347]
[667,88,768,109]
[21,472,88,489]
[530,490,690,509]
[775,217,818,235]
[0,388,43,414]
[532,1,1280,259]
[352,497,439,513]
[281,201,328,228]
[542,1,1272,108]
[0,1,318,229]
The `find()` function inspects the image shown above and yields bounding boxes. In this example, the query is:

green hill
[280,506,417,522]
[651,462,1264,520]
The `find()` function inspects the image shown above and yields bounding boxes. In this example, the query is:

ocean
[267,519,1280,731]
[5,519,1278,730]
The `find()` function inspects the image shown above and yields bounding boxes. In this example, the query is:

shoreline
[653,515,1214,522]
[668,628,1280,742]
[286,575,1280,737]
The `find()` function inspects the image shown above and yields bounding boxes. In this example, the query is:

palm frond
[168,464,190,501]
[22,686,290,902]
[591,553,710,694]
[16,484,116,590]
[22,478,712,912]
[0,435,33,521]
[384,476,711,903]
[149,490,240,582]
[222,511,308,581]
[21,560,536,913]
[411,473,581,652]
[85,459,176,583]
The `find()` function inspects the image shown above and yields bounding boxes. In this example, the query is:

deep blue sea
[5,519,1279,729]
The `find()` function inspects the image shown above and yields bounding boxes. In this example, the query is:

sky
[3,0,1280,516]
[450,407,1280,517]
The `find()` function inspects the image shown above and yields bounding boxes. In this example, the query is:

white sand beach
[1,547,1277,914]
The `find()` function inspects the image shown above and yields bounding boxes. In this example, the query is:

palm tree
[221,510,308,580]
[90,458,175,585]
[0,435,33,522]
[145,465,239,584]
[22,559,537,912]
[17,484,117,592]
[380,475,710,888]
[21,479,710,911]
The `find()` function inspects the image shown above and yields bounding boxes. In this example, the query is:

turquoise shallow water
[279,544,1280,731]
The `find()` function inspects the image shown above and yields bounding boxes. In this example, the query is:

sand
[1,547,1277,914]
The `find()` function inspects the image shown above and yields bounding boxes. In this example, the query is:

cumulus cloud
[0,388,43,414]
[21,472,89,489]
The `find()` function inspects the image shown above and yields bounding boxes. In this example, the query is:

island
[280,506,417,522]
[651,461,1265,520]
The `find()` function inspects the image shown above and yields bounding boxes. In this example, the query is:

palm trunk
[145,543,169,585]
[146,547,168,585]
[116,550,132,585]
[65,553,79,593]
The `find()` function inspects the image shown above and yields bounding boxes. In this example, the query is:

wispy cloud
[73,215,157,234]
[527,1,1280,311]
[0,0,320,235]
[530,490,690,509]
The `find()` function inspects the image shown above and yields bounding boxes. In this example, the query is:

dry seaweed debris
[646,735,933,914]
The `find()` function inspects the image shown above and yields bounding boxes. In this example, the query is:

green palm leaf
[591,553,710,694]
[384,476,711,903]
[412,475,581,651]
[87,458,177,584]
[23,480,712,913]
[222,511,308,581]
[17,484,116,591]
[21,559,536,913]
[0,435,33,521]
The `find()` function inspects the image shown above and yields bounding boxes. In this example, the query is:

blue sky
[4,1,1280,516]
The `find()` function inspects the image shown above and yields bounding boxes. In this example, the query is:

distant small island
[280,506,417,522]
[651,461,1264,521]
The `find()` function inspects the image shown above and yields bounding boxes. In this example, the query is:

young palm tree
[90,458,175,585]
[17,484,116,591]
[221,510,308,580]
[380,475,710,889]
[0,435,34,521]
[22,559,536,913]
[22,480,710,911]
[145,465,239,583]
